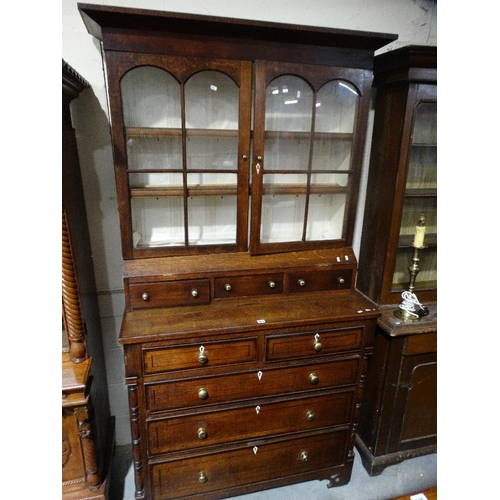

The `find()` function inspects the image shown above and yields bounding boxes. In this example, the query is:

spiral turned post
[62,209,87,362]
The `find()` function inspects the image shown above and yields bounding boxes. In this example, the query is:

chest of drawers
[120,279,378,500]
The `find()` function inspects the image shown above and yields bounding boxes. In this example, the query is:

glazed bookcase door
[391,85,437,295]
[250,61,370,254]
[105,53,252,259]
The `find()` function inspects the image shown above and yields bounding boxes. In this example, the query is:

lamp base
[394,308,420,322]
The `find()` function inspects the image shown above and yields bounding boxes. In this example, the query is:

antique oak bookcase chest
[78,4,396,498]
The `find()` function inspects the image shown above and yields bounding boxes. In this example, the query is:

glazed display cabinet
[357,45,437,306]
[356,46,437,474]
[78,4,396,499]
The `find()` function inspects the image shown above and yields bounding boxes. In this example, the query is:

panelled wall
[62,0,437,445]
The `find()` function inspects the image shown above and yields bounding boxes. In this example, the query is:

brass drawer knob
[268,281,276,288]
[298,279,306,287]
[198,471,208,483]
[197,427,208,440]
[198,345,208,364]
[225,284,232,292]
[306,411,315,421]
[191,289,199,298]
[300,451,309,462]
[313,341,322,352]
[313,333,322,352]
[338,277,345,284]
[309,373,319,385]
[198,388,208,400]
[141,292,149,301]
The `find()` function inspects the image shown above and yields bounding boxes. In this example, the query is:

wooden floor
[390,486,437,500]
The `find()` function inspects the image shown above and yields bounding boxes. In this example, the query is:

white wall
[62,0,437,445]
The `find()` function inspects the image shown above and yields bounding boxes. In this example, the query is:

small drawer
[150,430,347,499]
[143,338,257,375]
[266,326,363,361]
[214,273,283,299]
[287,269,352,293]
[146,357,360,412]
[128,279,210,309]
[148,391,353,455]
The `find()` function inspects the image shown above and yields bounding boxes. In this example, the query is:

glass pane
[121,66,181,128]
[407,102,437,190]
[263,173,308,186]
[260,194,306,243]
[310,172,348,186]
[412,102,437,144]
[185,71,239,130]
[306,193,346,241]
[312,137,352,171]
[264,136,310,172]
[399,198,437,238]
[187,173,238,245]
[407,145,437,189]
[131,197,184,248]
[393,247,437,290]
[186,136,238,171]
[315,80,358,134]
[261,173,307,243]
[129,172,183,189]
[265,76,313,132]
[126,135,182,173]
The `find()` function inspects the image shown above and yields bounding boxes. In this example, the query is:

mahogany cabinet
[62,60,114,499]
[78,4,396,499]
[355,46,437,474]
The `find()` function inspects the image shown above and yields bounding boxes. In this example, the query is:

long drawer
[148,390,353,454]
[146,357,360,412]
[150,429,348,500]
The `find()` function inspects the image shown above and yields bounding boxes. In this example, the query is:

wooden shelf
[265,130,353,141]
[262,183,348,195]
[411,142,437,148]
[131,184,238,198]
[398,233,437,248]
[390,279,437,293]
[126,127,239,138]
[130,183,348,198]
[126,128,353,141]
[404,188,437,197]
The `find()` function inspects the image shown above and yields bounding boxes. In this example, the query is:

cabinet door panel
[251,61,369,254]
[105,52,252,258]
[390,87,437,297]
